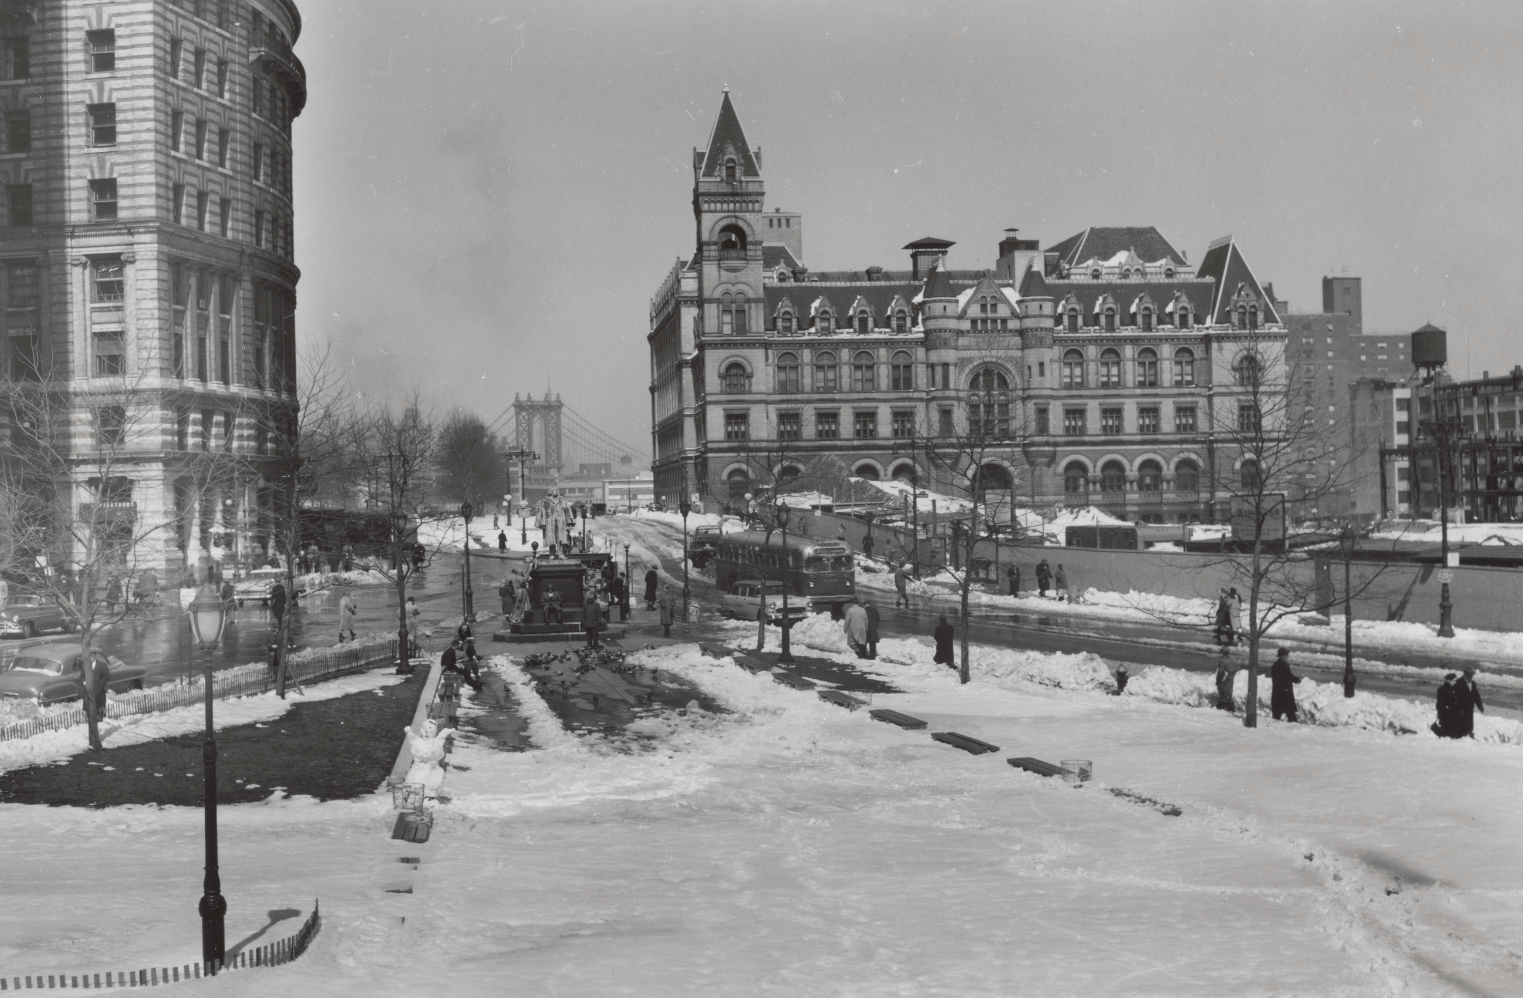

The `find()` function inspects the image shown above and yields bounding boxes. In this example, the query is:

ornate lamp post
[679,498,692,600]
[188,585,229,970]
[1338,525,1356,697]
[460,502,475,622]
[775,501,795,663]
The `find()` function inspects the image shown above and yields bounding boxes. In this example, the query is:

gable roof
[1195,236,1281,325]
[1050,278,1215,316]
[762,244,802,272]
[699,91,760,179]
[1046,227,1188,270]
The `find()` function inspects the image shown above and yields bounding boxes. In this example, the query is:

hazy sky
[292,0,1523,458]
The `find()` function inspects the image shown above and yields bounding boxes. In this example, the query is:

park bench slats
[817,690,865,710]
[773,671,816,691]
[931,732,1000,755]
[868,708,927,730]
[1007,757,1066,778]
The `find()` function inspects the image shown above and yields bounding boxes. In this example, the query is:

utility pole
[504,449,538,544]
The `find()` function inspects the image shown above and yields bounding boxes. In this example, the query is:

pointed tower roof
[1196,235,1280,325]
[699,90,761,179]
[921,261,956,301]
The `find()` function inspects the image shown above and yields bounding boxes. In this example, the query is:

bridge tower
[512,393,564,500]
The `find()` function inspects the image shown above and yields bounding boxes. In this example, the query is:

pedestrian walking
[220,577,236,614]
[894,561,911,608]
[658,585,676,637]
[844,601,869,658]
[1035,559,1051,598]
[583,595,602,648]
[933,614,955,669]
[1213,588,1233,646]
[1006,564,1020,597]
[861,532,875,562]
[1269,647,1303,722]
[498,530,508,553]
[1452,667,1485,738]
[269,579,287,627]
[1227,587,1244,645]
[1215,652,1237,712]
[644,568,659,610]
[612,573,628,621]
[342,543,355,572]
[500,578,515,617]
[863,599,879,659]
[1432,672,1458,737]
[105,576,122,612]
[338,588,358,643]
[1054,564,1069,602]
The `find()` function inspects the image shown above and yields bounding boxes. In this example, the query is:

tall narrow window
[2,36,29,80]
[968,368,1010,439]
[252,143,265,182]
[253,209,265,246]
[1099,348,1122,388]
[1065,307,1080,333]
[778,309,793,335]
[1035,405,1050,436]
[98,406,127,448]
[894,309,908,333]
[195,190,209,230]
[1136,347,1159,387]
[94,331,125,376]
[89,103,117,146]
[90,179,119,221]
[200,409,213,451]
[170,109,184,152]
[217,273,233,384]
[87,29,115,72]
[1061,349,1085,388]
[251,77,264,116]
[813,351,838,392]
[850,351,876,392]
[6,184,31,227]
[775,352,800,393]
[171,183,185,224]
[939,408,954,437]
[217,127,229,167]
[221,410,233,450]
[218,197,231,237]
[817,309,833,335]
[890,350,914,391]
[251,285,266,389]
[168,38,182,79]
[4,108,29,153]
[216,58,228,98]
[1173,347,1195,386]
[856,310,870,334]
[194,118,208,159]
[1175,306,1192,330]
[193,48,207,89]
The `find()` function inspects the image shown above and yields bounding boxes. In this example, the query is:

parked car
[0,642,143,705]
[232,567,303,607]
[0,595,73,639]
[718,579,811,625]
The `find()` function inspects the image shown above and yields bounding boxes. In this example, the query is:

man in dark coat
[861,532,875,562]
[863,599,880,659]
[893,562,911,608]
[1006,564,1020,597]
[1270,647,1303,722]
[87,654,110,724]
[644,568,659,610]
[441,639,460,676]
[583,595,602,648]
[1035,559,1051,597]
[1433,673,1458,737]
[933,614,955,669]
[498,530,508,552]
[1452,667,1485,738]
[612,573,628,621]
[268,580,287,626]
[1214,589,1232,646]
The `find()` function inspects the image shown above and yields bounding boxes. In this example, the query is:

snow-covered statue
[402,718,450,795]
[540,489,572,552]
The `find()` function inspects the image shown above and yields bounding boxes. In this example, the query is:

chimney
[996,227,1041,283]
[904,237,955,281]
[865,266,883,282]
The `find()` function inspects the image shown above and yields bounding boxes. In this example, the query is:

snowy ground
[2,625,1522,996]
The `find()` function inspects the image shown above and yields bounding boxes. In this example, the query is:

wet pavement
[516,642,727,742]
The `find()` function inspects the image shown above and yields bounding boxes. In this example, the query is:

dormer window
[856,310,870,334]
[1090,268,1102,280]
[778,309,794,335]
[724,157,737,183]
[1102,307,1117,333]
[818,309,833,334]
[1176,306,1192,330]
[1065,307,1080,333]
[1164,267,1176,279]
[894,309,908,334]
[1139,308,1154,332]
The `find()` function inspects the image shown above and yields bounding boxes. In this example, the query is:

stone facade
[0,0,303,583]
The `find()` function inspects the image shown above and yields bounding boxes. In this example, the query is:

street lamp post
[623,542,631,621]
[679,499,692,600]
[504,449,538,544]
[1338,526,1356,697]
[460,502,475,623]
[188,585,229,970]
[1431,411,1456,638]
[776,501,794,663]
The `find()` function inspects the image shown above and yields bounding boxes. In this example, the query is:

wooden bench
[868,708,927,730]
[931,732,1000,755]
[1007,757,1066,778]
[817,690,866,710]
[698,642,734,660]
[729,652,774,675]
[391,811,433,843]
[773,671,817,691]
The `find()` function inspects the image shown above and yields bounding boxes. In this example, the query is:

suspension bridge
[485,393,649,491]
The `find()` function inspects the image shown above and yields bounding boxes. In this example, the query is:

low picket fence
[0,637,399,744]
[0,901,320,990]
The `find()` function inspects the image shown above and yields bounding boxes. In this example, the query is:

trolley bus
[711,530,856,614]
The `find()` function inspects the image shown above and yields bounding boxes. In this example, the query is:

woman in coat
[933,614,955,668]
[657,586,676,637]
[644,568,659,610]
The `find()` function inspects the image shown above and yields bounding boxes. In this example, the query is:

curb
[386,656,443,789]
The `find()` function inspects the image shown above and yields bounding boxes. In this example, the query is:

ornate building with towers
[0,0,304,582]
[649,92,1287,522]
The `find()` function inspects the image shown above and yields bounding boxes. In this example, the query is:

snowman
[402,718,450,795]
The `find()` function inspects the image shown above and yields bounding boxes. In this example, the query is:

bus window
[832,556,853,572]
[804,557,829,573]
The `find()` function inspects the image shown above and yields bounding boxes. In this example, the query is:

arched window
[732,292,747,334]
[817,309,834,335]
[1139,307,1154,332]
[1175,460,1200,494]
[721,362,749,393]
[1062,349,1085,388]
[726,468,749,502]
[778,309,794,335]
[1174,347,1195,386]
[724,158,737,183]
[1100,460,1126,494]
[1234,353,1261,386]
[894,309,909,334]
[890,462,916,482]
[720,293,746,335]
[1064,461,1089,497]
[973,462,1013,503]
[856,310,871,334]
[1138,459,1162,493]
[778,465,801,485]
[1090,268,1102,280]
[968,368,1010,439]
[851,351,877,392]
[1240,459,1260,491]
[1136,347,1159,387]
[717,224,747,260]
[1247,304,1260,331]
[1066,307,1080,333]
[776,352,800,393]
[1099,348,1122,388]
[1175,305,1191,330]
[890,350,914,391]
[853,464,880,482]
[813,350,838,392]
[1164,267,1176,279]
[1121,268,1132,280]
[1103,307,1117,333]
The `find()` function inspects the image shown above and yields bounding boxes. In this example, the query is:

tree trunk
[395,543,410,670]
[959,498,977,685]
[79,581,102,751]
[1244,542,1263,728]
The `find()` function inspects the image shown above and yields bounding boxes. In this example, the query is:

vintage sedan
[718,579,811,626]
[0,643,143,706]
[0,595,73,639]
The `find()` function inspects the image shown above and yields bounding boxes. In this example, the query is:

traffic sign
[1437,569,1454,584]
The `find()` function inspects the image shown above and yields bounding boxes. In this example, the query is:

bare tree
[435,410,505,511]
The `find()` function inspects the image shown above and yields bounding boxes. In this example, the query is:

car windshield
[6,656,64,675]
[762,584,787,595]
[4,596,42,608]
